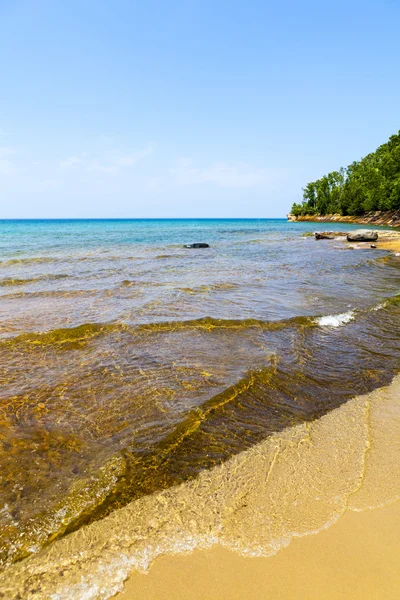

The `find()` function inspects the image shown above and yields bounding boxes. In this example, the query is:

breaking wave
[315,310,355,327]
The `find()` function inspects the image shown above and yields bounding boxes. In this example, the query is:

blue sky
[0,0,399,218]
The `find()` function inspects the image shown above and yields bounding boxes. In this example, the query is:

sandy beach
[113,372,400,600]
[117,499,400,600]
[375,232,400,253]
[3,370,400,599]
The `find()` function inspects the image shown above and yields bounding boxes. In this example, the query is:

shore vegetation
[291,130,400,216]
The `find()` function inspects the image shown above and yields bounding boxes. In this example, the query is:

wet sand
[117,499,400,600]
[112,374,400,600]
[2,373,399,599]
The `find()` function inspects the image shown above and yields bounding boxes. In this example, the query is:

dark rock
[184,243,210,248]
[370,244,377,249]
[315,233,334,240]
[347,230,378,242]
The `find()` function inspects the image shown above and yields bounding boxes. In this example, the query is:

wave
[1,322,119,349]
[315,310,355,327]
[77,255,142,262]
[0,289,100,301]
[136,314,313,332]
[177,283,240,294]
[1,256,57,266]
[0,255,143,267]
[0,315,308,347]
[0,293,399,568]
[118,279,166,288]
[2,292,399,345]
[0,274,70,287]
[0,277,39,287]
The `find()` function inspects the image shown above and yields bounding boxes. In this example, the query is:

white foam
[315,311,355,328]
[371,301,388,312]
[51,535,219,600]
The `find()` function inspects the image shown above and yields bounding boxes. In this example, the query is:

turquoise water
[0,218,398,336]
[1,218,400,579]
[0,217,388,253]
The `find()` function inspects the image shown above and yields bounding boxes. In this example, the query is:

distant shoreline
[287,209,400,228]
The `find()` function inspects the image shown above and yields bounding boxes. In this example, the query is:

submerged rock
[184,243,210,248]
[347,230,378,242]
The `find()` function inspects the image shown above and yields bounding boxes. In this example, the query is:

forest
[291,130,400,216]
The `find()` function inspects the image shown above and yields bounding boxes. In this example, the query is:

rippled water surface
[0,219,399,582]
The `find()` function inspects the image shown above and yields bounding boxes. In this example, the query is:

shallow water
[0,219,399,597]
[1,218,398,334]
[2,376,400,600]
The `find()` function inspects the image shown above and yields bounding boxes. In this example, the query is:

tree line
[291,130,400,216]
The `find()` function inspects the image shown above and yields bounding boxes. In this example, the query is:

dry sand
[117,499,400,600]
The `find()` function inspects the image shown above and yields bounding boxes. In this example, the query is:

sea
[0,218,400,599]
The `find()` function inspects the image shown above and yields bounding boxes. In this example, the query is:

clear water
[0,218,398,336]
[0,218,400,576]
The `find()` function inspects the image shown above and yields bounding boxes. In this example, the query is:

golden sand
[376,236,400,253]
[114,373,400,600]
[342,231,400,256]
[3,374,399,599]
[117,499,400,600]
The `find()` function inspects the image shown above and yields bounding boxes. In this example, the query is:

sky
[0,0,399,218]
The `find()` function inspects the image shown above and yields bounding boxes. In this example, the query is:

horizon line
[0,216,289,221]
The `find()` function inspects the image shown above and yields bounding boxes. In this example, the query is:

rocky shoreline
[308,228,400,255]
[287,210,400,228]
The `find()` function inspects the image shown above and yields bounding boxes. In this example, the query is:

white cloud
[113,144,154,166]
[170,158,282,188]
[60,143,154,173]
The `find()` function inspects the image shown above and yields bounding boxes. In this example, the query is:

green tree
[291,130,400,216]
